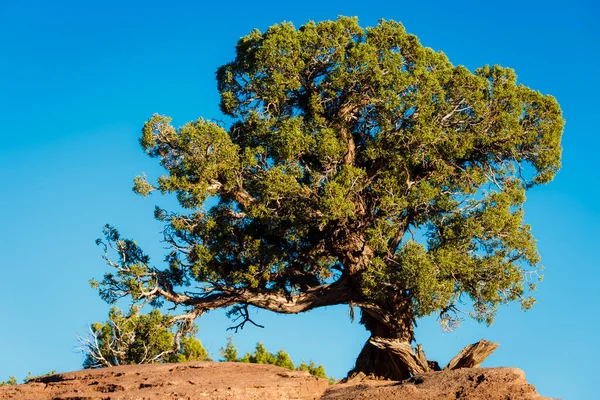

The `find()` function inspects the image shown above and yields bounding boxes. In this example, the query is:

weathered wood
[415,344,430,372]
[342,371,367,384]
[352,340,411,380]
[350,307,417,380]
[444,339,499,370]
[368,337,430,375]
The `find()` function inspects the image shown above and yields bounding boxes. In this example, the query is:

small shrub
[0,376,17,386]
[220,336,334,382]
[25,370,56,383]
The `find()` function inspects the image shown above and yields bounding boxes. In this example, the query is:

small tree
[220,336,239,362]
[80,307,211,368]
[93,17,563,379]
[297,361,328,380]
[239,342,295,370]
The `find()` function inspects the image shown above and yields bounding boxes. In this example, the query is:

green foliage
[0,371,57,386]
[219,336,239,362]
[93,16,564,351]
[239,342,275,364]
[297,360,332,382]
[174,336,211,363]
[0,376,17,386]
[24,370,56,383]
[238,342,294,370]
[220,337,332,381]
[81,307,211,368]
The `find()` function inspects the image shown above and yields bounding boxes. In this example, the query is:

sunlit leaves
[95,17,563,336]
[82,307,210,368]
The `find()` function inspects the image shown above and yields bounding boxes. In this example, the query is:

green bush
[80,307,211,368]
[0,376,17,386]
[220,336,335,383]
[297,360,328,379]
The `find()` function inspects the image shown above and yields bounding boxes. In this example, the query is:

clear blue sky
[0,1,597,398]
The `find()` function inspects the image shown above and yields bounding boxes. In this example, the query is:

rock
[0,362,328,400]
[0,363,551,400]
[321,367,549,400]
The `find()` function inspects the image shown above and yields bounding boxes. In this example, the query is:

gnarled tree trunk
[349,305,417,381]
[347,299,499,381]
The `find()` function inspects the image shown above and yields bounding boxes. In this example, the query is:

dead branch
[226,304,265,332]
[445,339,499,370]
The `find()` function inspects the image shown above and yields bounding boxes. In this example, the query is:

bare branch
[226,304,265,332]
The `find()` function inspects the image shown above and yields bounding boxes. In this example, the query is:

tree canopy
[93,16,563,379]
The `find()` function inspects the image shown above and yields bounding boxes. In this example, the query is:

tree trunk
[368,338,431,375]
[349,306,416,381]
[347,305,499,380]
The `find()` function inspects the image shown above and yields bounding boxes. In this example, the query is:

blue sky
[0,0,598,398]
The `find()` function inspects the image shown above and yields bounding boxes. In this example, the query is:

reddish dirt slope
[0,362,328,400]
[0,362,551,400]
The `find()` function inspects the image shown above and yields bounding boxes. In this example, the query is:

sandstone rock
[0,362,328,400]
[322,367,549,400]
[0,363,550,400]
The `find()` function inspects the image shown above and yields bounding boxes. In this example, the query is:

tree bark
[444,339,499,370]
[348,306,417,381]
[368,337,430,375]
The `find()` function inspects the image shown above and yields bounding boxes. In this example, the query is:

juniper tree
[93,17,563,379]
[80,307,211,368]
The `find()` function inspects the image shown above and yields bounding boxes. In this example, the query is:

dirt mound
[0,362,550,400]
[322,367,549,400]
[0,362,328,400]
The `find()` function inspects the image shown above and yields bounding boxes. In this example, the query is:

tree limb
[149,276,353,325]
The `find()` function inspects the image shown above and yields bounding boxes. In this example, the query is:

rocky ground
[324,367,550,400]
[0,362,551,399]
